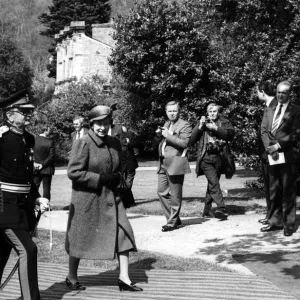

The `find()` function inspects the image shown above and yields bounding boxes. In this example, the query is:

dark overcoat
[65,129,137,260]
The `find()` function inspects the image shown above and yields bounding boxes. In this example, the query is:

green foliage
[111,0,300,169]
[110,0,212,134]
[39,76,126,162]
[0,35,33,99]
[205,0,300,173]
[39,0,111,78]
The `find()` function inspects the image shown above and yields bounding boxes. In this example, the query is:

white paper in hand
[268,153,285,165]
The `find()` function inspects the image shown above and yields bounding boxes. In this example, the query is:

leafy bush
[0,35,33,99]
[39,76,125,162]
[111,0,300,176]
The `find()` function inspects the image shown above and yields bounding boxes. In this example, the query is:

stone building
[55,21,115,85]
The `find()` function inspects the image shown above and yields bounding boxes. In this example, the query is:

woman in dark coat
[65,105,142,292]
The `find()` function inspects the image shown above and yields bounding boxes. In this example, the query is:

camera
[205,118,212,124]
[206,140,226,153]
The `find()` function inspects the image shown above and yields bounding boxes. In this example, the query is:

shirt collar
[277,101,289,109]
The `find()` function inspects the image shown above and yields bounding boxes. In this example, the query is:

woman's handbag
[119,176,135,209]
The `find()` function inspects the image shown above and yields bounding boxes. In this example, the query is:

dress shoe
[162,225,178,232]
[260,225,283,232]
[118,279,143,291]
[260,220,269,226]
[258,218,269,224]
[202,210,215,218]
[284,229,293,237]
[215,208,228,220]
[65,277,86,290]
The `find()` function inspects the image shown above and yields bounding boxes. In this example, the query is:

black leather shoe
[118,279,143,291]
[260,225,283,232]
[215,208,228,220]
[260,220,269,226]
[258,218,269,224]
[202,210,215,218]
[65,277,86,290]
[162,225,178,232]
[284,229,293,237]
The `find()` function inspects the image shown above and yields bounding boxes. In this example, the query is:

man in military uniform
[0,90,49,300]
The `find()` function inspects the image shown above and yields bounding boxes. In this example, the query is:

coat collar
[88,128,106,147]
[165,118,182,131]
[267,101,292,130]
[277,102,292,130]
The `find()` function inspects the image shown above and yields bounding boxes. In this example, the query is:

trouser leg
[261,160,271,218]
[157,171,171,221]
[268,165,283,227]
[167,174,184,226]
[281,164,297,231]
[0,232,12,284]
[42,175,52,201]
[200,154,224,208]
[2,229,40,300]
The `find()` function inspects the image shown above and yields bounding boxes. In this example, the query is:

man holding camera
[190,103,235,219]
[156,101,192,232]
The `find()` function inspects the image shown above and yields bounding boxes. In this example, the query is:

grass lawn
[7,229,232,273]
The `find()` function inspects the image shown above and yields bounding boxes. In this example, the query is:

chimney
[70,21,85,34]
[92,23,115,47]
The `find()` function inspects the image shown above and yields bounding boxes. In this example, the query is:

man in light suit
[257,81,277,224]
[33,125,55,201]
[71,115,88,145]
[156,101,192,232]
[261,81,300,236]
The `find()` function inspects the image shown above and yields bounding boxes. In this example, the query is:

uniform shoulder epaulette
[0,125,9,138]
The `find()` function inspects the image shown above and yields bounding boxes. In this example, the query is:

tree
[202,0,300,175]
[38,75,126,162]
[111,0,300,173]
[39,0,111,78]
[0,35,33,99]
[110,0,212,139]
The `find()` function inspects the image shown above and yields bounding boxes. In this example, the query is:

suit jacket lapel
[268,106,276,131]
[277,103,292,131]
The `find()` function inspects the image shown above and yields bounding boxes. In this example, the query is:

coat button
[108,203,113,207]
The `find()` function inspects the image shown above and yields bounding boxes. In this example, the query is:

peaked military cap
[0,89,35,110]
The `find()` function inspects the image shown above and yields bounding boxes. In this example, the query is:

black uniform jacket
[0,125,40,230]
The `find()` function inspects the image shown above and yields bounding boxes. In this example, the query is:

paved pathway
[38,211,300,274]
[2,261,297,300]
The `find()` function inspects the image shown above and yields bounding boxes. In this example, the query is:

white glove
[36,197,50,213]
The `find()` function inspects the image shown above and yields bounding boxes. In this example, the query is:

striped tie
[271,104,283,134]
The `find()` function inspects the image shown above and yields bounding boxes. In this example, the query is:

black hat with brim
[0,89,35,110]
[88,105,112,122]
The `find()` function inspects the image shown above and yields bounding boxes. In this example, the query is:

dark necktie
[77,132,81,139]
[271,104,283,134]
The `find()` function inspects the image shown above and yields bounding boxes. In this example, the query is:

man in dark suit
[189,103,235,220]
[261,81,300,236]
[256,81,277,224]
[122,130,139,189]
[33,125,55,201]
[156,101,192,232]
[71,115,88,145]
